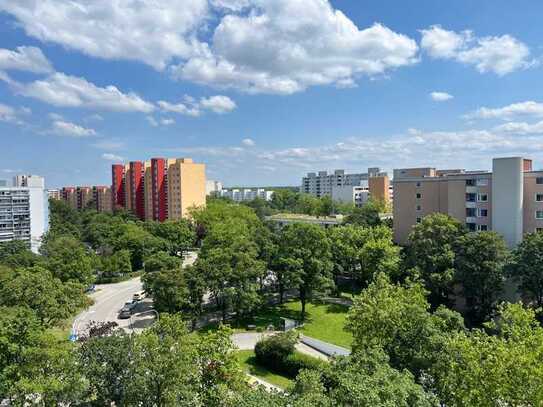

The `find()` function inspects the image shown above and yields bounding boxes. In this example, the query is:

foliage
[254,331,298,372]
[406,213,466,307]
[41,235,95,286]
[509,231,543,308]
[47,198,82,239]
[346,273,464,378]
[144,219,195,256]
[343,199,384,227]
[0,240,43,268]
[100,249,132,277]
[144,250,181,273]
[432,303,543,406]
[454,231,508,325]
[277,223,334,320]
[0,266,88,327]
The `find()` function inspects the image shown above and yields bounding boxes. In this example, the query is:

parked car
[133,291,146,301]
[118,301,137,319]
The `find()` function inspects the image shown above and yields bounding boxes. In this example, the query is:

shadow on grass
[325,303,350,314]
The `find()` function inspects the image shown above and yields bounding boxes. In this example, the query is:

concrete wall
[492,157,523,247]
[523,173,543,234]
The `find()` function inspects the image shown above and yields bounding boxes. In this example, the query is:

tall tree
[144,219,195,256]
[41,235,95,285]
[278,223,333,320]
[509,231,543,309]
[455,231,508,325]
[343,199,384,227]
[406,213,466,307]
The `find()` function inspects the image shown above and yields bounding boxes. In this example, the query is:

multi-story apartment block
[331,175,392,207]
[110,157,206,221]
[301,168,386,198]
[47,189,61,200]
[94,186,112,213]
[206,180,223,196]
[393,157,543,247]
[60,185,112,213]
[218,188,274,202]
[61,187,78,210]
[77,186,93,210]
[1,175,48,253]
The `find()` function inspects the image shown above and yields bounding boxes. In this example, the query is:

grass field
[235,350,294,389]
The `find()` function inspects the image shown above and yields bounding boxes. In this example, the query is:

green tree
[143,267,191,314]
[343,199,384,227]
[0,266,87,327]
[455,231,508,325]
[406,213,466,307]
[278,223,333,320]
[346,274,464,378]
[432,303,543,406]
[144,251,182,273]
[41,235,95,285]
[144,219,195,256]
[509,231,543,308]
[0,240,42,268]
[99,249,132,278]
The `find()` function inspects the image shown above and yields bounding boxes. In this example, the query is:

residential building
[0,176,48,253]
[331,175,392,207]
[94,186,112,213]
[301,168,386,197]
[47,189,61,200]
[393,157,543,247]
[61,187,78,209]
[110,157,206,221]
[77,186,93,210]
[206,180,223,196]
[218,188,274,202]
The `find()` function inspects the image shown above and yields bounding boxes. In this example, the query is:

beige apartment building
[393,157,543,247]
[166,158,206,220]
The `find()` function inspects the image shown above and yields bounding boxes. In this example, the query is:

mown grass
[235,350,294,389]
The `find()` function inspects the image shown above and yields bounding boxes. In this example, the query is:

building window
[416,182,421,187]
[416,217,422,224]
[465,179,475,186]
[466,208,477,217]
[466,223,476,232]
[536,194,543,202]
[476,178,489,186]
[537,177,543,185]
[477,224,488,232]
[416,205,421,211]
[416,193,422,199]
[478,209,488,217]
[537,228,543,233]
[466,193,476,202]
[536,211,543,220]
[477,194,488,202]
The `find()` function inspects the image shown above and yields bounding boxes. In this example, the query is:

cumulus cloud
[494,120,543,135]
[176,0,418,94]
[102,153,124,161]
[4,72,154,112]
[0,0,208,70]
[158,95,236,116]
[211,0,250,11]
[0,46,53,73]
[0,103,18,123]
[466,101,543,120]
[161,118,175,126]
[430,91,453,102]
[200,95,236,113]
[420,25,533,75]
[242,138,255,147]
[51,120,97,137]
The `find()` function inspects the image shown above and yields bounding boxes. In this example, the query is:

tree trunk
[279,281,285,304]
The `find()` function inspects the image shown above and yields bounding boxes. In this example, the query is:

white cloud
[242,138,255,147]
[5,72,154,112]
[85,114,104,122]
[161,118,175,126]
[430,91,453,102]
[420,25,533,75]
[175,0,418,94]
[494,120,543,135]
[158,95,236,116]
[0,0,208,70]
[211,0,250,11]
[0,46,53,73]
[101,153,124,161]
[146,116,159,127]
[467,101,543,120]
[48,112,64,121]
[0,103,18,123]
[157,100,201,117]
[51,120,96,137]
[200,95,236,113]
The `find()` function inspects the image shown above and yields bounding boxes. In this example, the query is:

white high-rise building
[301,168,386,198]
[1,175,48,253]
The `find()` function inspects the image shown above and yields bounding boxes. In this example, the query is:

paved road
[72,277,153,337]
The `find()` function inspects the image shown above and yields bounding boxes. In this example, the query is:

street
[72,277,154,337]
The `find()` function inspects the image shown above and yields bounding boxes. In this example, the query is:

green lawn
[220,300,353,349]
[235,350,294,389]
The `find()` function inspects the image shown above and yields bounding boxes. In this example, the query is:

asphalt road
[72,277,154,337]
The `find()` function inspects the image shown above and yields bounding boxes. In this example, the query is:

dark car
[118,301,137,319]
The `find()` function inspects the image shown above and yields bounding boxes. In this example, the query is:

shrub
[283,352,327,377]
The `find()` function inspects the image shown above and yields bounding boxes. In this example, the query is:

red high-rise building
[151,158,168,221]
[111,164,125,209]
[129,161,145,220]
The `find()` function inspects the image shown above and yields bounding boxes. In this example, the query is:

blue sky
[0,0,542,188]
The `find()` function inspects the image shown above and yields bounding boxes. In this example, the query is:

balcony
[466,186,477,194]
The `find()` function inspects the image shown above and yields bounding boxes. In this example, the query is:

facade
[301,168,386,197]
[61,187,78,209]
[47,189,61,200]
[0,177,48,253]
[13,174,45,189]
[393,157,543,247]
[94,186,112,213]
[77,186,93,210]
[331,175,392,207]
[206,180,223,196]
[60,185,112,212]
[110,157,206,221]
[218,188,274,202]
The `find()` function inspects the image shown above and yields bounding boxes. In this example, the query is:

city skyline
[1,0,543,188]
